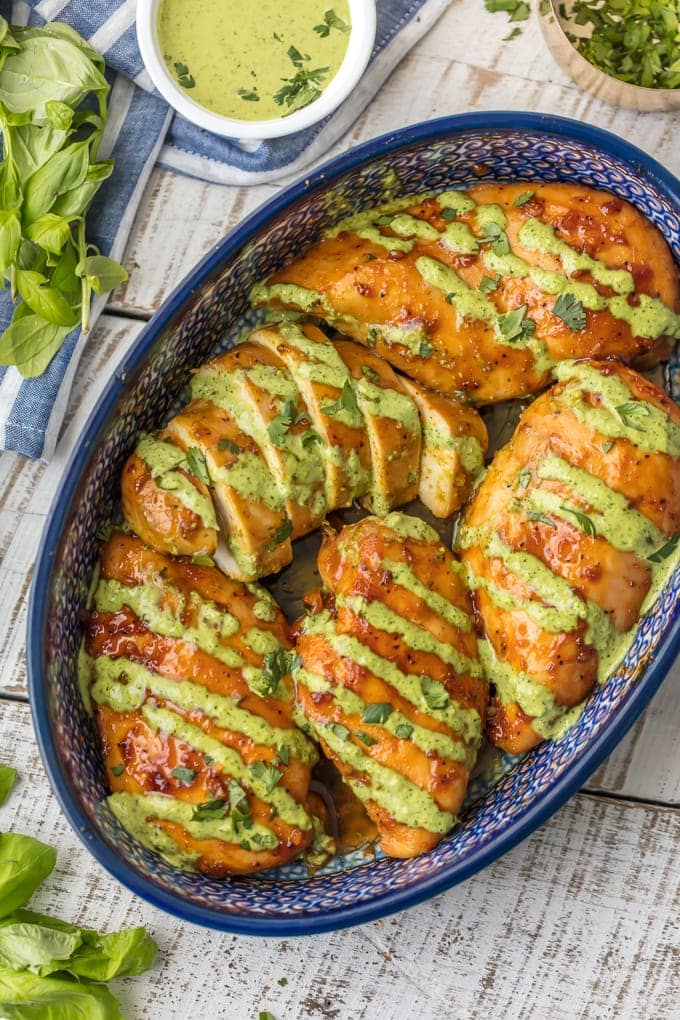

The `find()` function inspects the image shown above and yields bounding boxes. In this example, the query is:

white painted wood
[1,699,679,1020]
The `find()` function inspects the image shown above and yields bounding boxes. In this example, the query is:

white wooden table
[2,4,680,1017]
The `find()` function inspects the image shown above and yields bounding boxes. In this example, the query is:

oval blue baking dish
[28,112,680,935]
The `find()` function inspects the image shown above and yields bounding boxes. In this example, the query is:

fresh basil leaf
[50,161,113,219]
[0,314,71,377]
[553,292,586,331]
[0,210,20,272]
[0,766,16,806]
[0,919,81,975]
[420,677,449,711]
[15,270,78,327]
[49,243,79,297]
[44,101,73,132]
[25,214,70,256]
[0,18,20,55]
[560,505,597,537]
[361,702,393,725]
[267,517,292,551]
[11,124,69,180]
[22,139,90,223]
[0,968,123,1019]
[0,34,108,116]
[0,833,56,919]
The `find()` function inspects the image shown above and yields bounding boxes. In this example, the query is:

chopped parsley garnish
[278,745,290,766]
[228,779,249,817]
[615,401,650,431]
[267,517,292,551]
[498,305,535,342]
[314,9,351,36]
[111,764,124,777]
[268,399,303,447]
[516,468,531,489]
[419,340,435,359]
[601,440,615,453]
[479,221,510,256]
[258,647,291,696]
[277,977,288,987]
[329,722,350,741]
[527,511,556,529]
[560,505,597,537]
[440,207,459,221]
[553,292,587,331]
[355,730,377,746]
[647,534,680,563]
[170,766,197,785]
[322,378,360,418]
[420,676,449,711]
[173,61,195,88]
[218,437,241,455]
[204,756,214,765]
[237,88,260,102]
[300,428,321,447]
[364,253,378,262]
[361,365,380,381]
[513,190,534,207]
[374,214,394,226]
[361,702,393,724]
[190,555,214,566]
[289,652,302,672]
[485,0,530,23]
[185,447,211,486]
[192,798,227,822]
[274,48,330,115]
[394,723,414,740]
[251,760,282,794]
[479,273,501,294]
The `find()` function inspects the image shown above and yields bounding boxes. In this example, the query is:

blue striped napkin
[0,0,451,459]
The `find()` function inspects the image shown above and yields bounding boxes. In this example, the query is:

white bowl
[136,0,377,142]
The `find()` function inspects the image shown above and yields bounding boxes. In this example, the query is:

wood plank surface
[2,698,679,1020]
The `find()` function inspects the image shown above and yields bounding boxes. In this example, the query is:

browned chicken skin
[85,531,329,876]
[458,359,680,753]
[251,183,679,402]
[292,513,487,858]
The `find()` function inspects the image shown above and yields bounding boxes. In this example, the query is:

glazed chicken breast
[459,359,680,754]
[250,183,680,403]
[84,531,331,876]
[121,323,486,580]
[292,512,488,858]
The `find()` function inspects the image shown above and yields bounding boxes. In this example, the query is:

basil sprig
[0,19,128,378]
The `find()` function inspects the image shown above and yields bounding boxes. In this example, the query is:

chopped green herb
[274,59,330,115]
[322,378,360,418]
[190,555,214,566]
[329,722,350,741]
[289,652,302,672]
[0,765,17,804]
[648,534,680,563]
[560,505,597,537]
[616,401,650,431]
[479,273,501,294]
[192,798,227,822]
[267,517,292,551]
[258,647,290,696]
[173,61,195,88]
[498,305,535,342]
[355,730,377,747]
[420,676,449,711]
[440,207,459,221]
[314,9,351,36]
[237,88,259,102]
[268,399,301,447]
[504,26,523,40]
[485,0,530,21]
[251,760,282,794]
[516,468,531,489]
[566,0,680,90]
[277,977,288,987]
[185,447,211,486]
[278,745,290,766]
[364,253,378,261]
[418,340,435,359]
[218,437,241,455]
[300,428,321,447]
[394,723,414,740]
[553,292,587,331]
[527,511,557,529]
[361,702,393,724]
[170,766,197,785]
[259,1013,275,1020]
[601,440,615,453]
[205,756,214,765]
[479,221,510,256]
[374,214,394,226]
[361,365,380,381]
[513,190,534,206]
[110,764,124,777]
